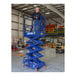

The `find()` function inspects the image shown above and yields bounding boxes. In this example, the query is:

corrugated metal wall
[12,9,24,42]
[11,9,33,44]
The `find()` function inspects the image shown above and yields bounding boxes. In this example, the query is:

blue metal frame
[23,15,46,70]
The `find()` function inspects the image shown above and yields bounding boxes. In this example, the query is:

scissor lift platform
[23,16,46,71]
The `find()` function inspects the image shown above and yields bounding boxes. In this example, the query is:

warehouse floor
[12,49,64,72]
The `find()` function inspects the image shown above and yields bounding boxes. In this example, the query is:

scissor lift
[23,16,46,71]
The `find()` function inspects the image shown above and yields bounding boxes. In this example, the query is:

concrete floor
[12,49,64,72]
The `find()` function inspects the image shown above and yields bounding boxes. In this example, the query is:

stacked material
[46,24,56,33]
[46,42,57,48]
[52,43,57,48]
[58,26,64,33]
[16,50,25,56]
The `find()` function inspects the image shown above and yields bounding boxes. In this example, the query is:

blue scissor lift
[23,16,46,71]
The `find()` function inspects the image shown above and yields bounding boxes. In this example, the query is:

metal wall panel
[46,19,56,25]
[26,19,32,25]
[12,22,18,29]
[12,9,19,15]
[19,25,23,30]
[12,9,24,41]
[12,15,18,22]
[12,30,18,39]
[19,17,23,24]
[19,31,23,39]
[49,19,56,24]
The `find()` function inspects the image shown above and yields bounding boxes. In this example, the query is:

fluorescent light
[45,12,50,14]
[22,8,28,10]
[34,5,37,7]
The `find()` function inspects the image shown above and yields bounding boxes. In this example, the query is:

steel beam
[44,4,64,19]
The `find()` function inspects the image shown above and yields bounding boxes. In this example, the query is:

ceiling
[12,4,64,24]
[12,4,64,18]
